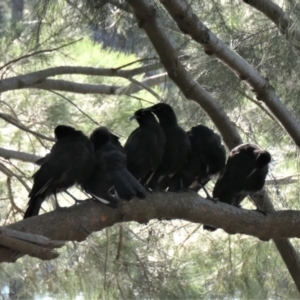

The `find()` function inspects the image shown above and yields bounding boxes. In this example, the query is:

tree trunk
[11,0,24,23]
[125,0,300,293]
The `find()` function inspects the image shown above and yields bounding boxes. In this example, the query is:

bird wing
[125,129,151,167]
[30,137,92,198]
[99,142,146,200]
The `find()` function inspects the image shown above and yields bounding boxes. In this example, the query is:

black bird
[24,125,94,219]
[168,125,226,193]
[203,143,271,231]
[124,108,166,184]
[82,126,147,206]
[143,103,191,190]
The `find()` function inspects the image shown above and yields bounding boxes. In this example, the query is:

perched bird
[124,108,166,184]
[82,126,147,207]
[143,103,191,190]
[168,125,226,193]
[203,143,271,231]
[24,125,94,219]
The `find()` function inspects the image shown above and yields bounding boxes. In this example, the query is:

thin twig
[48,90,100,126]
[0,162,31,193]
[0,38,83,72]
[104,228,109,292]
[0,112,54,142]
[6,177,23,215]
[115,225,123,260]
[115,57,158,70]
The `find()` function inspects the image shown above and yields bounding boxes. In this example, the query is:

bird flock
[24,103,271,231]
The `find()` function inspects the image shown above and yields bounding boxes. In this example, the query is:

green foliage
[2,222,299,299]
[0,0,300,299]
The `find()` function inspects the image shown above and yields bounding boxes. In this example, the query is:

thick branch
[126,0,241,149]
[125,0,300,292]
[0,227,66,260]
[1,73,167,96]
[0,63,162,93]
[33,79,120,94]
[1,192,300,263]
[242,0,300,52]
[159,0,300,148]
[0,147,41,164]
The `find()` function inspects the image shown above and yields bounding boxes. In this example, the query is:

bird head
[255,150,271,168]
[189,125,215,138]
[129,108,158,125]
[54,125,78,140]
[143,103,177,124]
[90,126,111,150]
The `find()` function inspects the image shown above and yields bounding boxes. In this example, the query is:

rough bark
[0,64,161,93]
[125,0,300,293]
[11,0,23,23]
[242,0,300,53]
[0,147,41,164]
[159,0,300,148]
[126,0,241,149]
[0,227,65,260]
[2,192,300,263]
[0,69,167,96]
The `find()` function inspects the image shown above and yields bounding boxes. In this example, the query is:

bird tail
[24,196,44,219]
[109,169,147,200]
[203,225,217,232]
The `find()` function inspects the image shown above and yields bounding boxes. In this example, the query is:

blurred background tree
[0,0,300,298]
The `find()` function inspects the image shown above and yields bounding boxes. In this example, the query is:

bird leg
[143,185,153,193]
[64,190,84,205]
[54,193,61,209]
[145,171,155,186]
[189,181,218,202]
[249,195,267,215]
[139,179,153,193]
[255,208,267,216]
[201,186,218,203]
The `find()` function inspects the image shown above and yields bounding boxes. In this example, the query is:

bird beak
[129,115,137,121]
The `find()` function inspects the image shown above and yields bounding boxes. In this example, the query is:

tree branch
[158,0,300,148]
[33,79,121,94]
[0,227,66,260]
[242,0,300,54]
[2,192,300,263]
[0,63,162,93]
[125,0,300,292]
[0,113,54,142]
[1,70,167,96]
[116,73,168,96]
[126,0,241,149]
[0,147,42,164]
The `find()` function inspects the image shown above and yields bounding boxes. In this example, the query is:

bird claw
[207,197,219,203]
[74,199,86,205]
[55,205,65,211]
[143,185,153,193]
[256,208,267,216]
